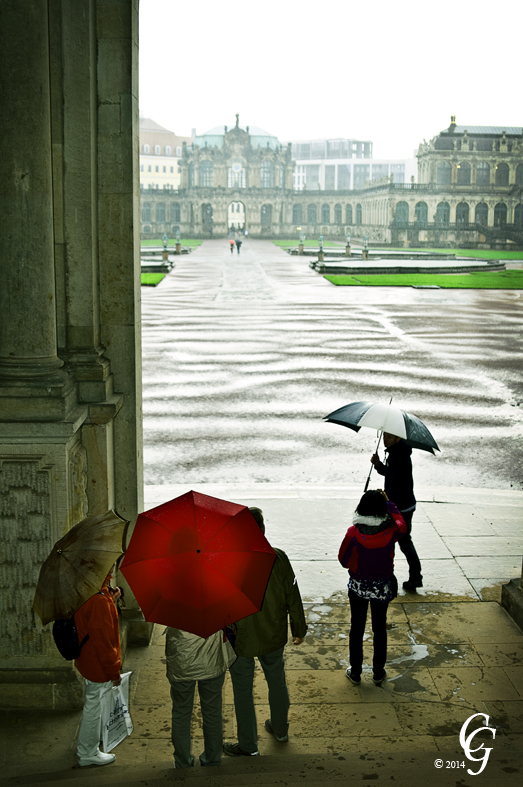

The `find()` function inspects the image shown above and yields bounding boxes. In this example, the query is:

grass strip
[141,238,203,247]
[272,239,342,248]
[387,247,523,260]
[325,271,523,288]
[141,273,166,286]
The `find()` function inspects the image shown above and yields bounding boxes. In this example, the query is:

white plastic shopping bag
[100,671,133,752]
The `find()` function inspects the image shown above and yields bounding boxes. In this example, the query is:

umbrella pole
[363,430,384,493]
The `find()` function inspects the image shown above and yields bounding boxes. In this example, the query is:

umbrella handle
[364,430,384,493]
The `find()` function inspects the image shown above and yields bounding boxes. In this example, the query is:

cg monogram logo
[459,712,496,776]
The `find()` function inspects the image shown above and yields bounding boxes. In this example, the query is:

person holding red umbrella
[223,507,307,756]
[165,627,236,769]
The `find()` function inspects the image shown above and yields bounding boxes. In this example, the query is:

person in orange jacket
[74,572,122,767]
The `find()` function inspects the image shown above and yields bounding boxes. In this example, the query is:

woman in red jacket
[338,490,406,686]
[74,573,122,767]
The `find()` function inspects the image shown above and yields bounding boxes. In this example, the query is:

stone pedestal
[175,242,182,255]
[298,243,304,255]
[318,250,325,262]
[362,249,369,260]
[345,244,351,257]
[162,249,169,261]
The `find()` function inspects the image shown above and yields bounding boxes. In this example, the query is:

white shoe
[78,751,115,767]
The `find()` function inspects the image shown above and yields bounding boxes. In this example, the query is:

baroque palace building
[141,117,523,248]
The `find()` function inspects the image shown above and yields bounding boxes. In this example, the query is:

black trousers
[348,590,389,676]
[397,510,422,581]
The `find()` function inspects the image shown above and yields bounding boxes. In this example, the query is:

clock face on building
[231,162,242,172]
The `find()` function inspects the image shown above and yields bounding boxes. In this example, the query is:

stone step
[4,750,522,787]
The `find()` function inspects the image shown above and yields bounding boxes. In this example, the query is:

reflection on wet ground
[142,239,523,490]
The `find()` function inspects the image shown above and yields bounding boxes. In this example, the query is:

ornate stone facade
[141,117,523,248]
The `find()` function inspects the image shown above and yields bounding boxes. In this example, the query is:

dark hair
[248,507,265,534]
[356,490,387,518]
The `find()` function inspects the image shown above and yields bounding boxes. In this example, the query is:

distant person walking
[223,507,307,757]
[229,239,235,254]
[371,433,423,591]
[235,238,242,254]
[166,627,236,769]
[338,490,406,686]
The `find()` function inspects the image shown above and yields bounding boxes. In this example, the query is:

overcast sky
[139,0,520,160]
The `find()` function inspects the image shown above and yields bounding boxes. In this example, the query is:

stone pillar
[0,1,66,389]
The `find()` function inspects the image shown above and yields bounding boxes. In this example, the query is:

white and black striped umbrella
[324,400,440,455]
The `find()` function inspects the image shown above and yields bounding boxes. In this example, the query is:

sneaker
[402,578,423,592]
[345,668,361,685]
[373,669,387,685]
[223,742,260,757]
[78,751,115,767]
[265,719,288,742]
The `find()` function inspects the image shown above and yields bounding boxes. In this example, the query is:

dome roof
[193,124,280,150]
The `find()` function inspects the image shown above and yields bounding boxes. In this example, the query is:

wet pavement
[141,239,523,492]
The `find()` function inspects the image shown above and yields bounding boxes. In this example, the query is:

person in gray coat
[165,627,236,769]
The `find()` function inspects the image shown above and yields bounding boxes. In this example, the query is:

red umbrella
[120,490,276,639]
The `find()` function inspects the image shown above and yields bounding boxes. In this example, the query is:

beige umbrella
[33,509,129,625]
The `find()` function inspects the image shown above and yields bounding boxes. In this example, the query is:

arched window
[345,204,353,224]
[495,162,509,186]
[476,162,490,186]
[228,161,245,188]
[172,225,180,234]
[475,202,488,225]
[176,146,182,155]
[321,204,330,224]
[154,145,160,154]
[143,144,150,153]
[141,202,151,223]
[435,202,450,223]
[202,203,213,225]
[395,201,409,224]
[261,204,273,225]
[143,225,151,233]
[415,201,428,223]
[334,204,342,224]
[516,164,523,186]
[171,202,181,222]
[292,204,302,224]
[437,161,452,185]
[199,160,213,187]
[514,203,523,228]
[494,202,507,226]
[307,204,317,224]
[356,204,362,225]
[456,202,469,224]
[165,146,171,155]
[156,203,166,223]
[279,164,285,188]
[188,162,195,187]
[457,161,471,185]
[261,162,275,188]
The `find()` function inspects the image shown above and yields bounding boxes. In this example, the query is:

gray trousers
[169,672,225,768]
[229,646,289,753]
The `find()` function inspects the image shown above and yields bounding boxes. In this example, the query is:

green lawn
[272,239,343,248]
[325,271,523,288]
[387,247,523,260]
[141,238,203,247]
[141,273,166,286]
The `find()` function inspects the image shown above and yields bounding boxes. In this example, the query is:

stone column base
[0,667,83,710]
[501,578,523,632]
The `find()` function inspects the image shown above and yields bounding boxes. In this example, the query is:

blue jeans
[169,672,225,768]
[229,647,289,753]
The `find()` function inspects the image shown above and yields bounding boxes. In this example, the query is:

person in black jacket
[371,433,423,591]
